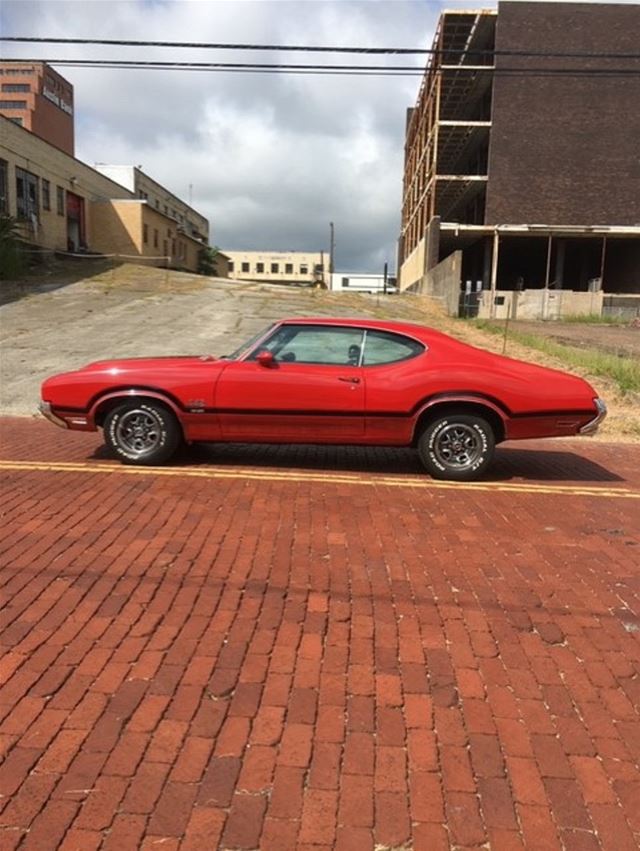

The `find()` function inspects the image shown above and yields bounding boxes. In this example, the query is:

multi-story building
[399,1,640,318]
[0,117,209,273]
[0,61,74,156]
[224,250,327,286]
[93,165,209,245]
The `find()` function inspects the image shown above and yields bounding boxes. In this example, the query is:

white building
[330,273,397,293]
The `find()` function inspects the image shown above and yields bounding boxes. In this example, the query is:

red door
[214,324,366,441]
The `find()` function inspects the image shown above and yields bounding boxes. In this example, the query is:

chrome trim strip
[38,401,68,429]
[580,398,607,435]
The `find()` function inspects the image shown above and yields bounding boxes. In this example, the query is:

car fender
[88,388,184,428]
[412,394,509,441]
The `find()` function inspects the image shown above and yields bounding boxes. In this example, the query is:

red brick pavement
[1,417,639,850]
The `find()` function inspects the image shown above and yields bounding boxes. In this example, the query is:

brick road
[1,417,639,851]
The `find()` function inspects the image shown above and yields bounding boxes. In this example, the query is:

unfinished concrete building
[398,1,640,319]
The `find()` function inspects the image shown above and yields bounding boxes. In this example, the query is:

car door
[215,323,366,441]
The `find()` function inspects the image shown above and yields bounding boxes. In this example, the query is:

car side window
[251,325,365,365]
[362,330,425,365]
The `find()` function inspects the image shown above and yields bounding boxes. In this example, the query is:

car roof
[279,317,451,344]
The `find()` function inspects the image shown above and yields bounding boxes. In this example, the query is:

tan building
[0,61,74,156]
[93,165,209,244]
[0,116,208,273]
[224,250,327,285]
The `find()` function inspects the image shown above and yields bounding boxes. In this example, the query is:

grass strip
[470,319,640,394]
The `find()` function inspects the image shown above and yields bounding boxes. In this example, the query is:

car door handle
[338,376,360,384]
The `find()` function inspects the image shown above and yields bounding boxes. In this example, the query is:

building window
[0,100,27,109]
[164,205,168,214]
[42,179,51,211]
[167,228,171,237]
[143,223,148,244]
[56,186,64,215]
[4,67,35,75]
[171,239,176,255]
[271,263,279,273]
[153,229,158,248]
[0,159,8,215]
[228,261,234,272]
[241,262,250,273]
[300,265,308,274]
[155,200,159,209]
[256,262,264,273]
[342,277,350,287]
[285,263,293,274]
[2,84,30,93]
[163,240,168,257]
[16,167,39,220]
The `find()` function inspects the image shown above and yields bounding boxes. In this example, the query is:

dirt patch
[507,319,640,359]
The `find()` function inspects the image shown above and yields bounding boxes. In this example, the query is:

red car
[39,318,606,481]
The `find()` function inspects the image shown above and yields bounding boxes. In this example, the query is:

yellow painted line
[0,459,638,500]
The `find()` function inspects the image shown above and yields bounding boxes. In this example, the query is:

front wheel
[418,413,495,481]
[103,401,181,465]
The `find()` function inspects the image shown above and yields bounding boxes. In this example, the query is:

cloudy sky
[1,0,634,271]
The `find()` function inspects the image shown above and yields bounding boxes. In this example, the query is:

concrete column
[483,236,492,289]
[489,230,500,319]
[554,239,565,289]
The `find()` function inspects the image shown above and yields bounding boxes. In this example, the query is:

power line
[9,58,640,78]
[2,35,640,61]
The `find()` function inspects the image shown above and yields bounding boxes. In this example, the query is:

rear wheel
[103,401,181,465]
[418,413,495,481]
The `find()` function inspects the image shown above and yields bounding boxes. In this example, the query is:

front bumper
[580,398,607,435]
[38,400,68,429]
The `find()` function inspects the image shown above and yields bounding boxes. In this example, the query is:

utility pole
[329,221,335,284]
[383,261,388,295]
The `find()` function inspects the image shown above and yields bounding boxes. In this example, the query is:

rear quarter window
[363,330,425,365]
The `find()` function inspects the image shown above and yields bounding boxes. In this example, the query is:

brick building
[0,61,74,156]
[399,1,640,318]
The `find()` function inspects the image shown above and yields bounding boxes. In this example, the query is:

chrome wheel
[115,408,163,457]
[433,423,483,470]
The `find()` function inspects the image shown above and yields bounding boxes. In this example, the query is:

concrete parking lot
[1,417,639,850]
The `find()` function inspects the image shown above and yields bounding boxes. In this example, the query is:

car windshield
[223,324,275,360]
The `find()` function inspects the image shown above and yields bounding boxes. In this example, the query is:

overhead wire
[2,35,640,61]
[3,58,640,78]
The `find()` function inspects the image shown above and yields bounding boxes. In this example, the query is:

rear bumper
[580,398,607,435]
[38,401,68,429]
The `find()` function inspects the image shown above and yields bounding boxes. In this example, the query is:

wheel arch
[90,388,184,430]
[412,396,507,446]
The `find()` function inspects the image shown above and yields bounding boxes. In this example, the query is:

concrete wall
[398,237,425,291]
[423,251,463,316]
[478,288,605,321]
[486,2,640,226]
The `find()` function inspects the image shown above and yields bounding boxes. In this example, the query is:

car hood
[78,355,219,373]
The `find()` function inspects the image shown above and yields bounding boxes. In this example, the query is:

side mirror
[257,350,275,368]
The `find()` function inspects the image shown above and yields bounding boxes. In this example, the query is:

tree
[0,216,26,281]
[198,245,221,276]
